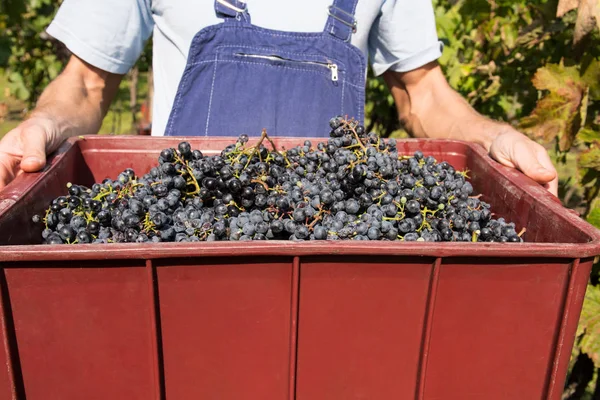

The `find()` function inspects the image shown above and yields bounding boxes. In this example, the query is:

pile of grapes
[33,117,524,244]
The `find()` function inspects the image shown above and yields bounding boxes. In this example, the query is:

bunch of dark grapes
[32,116,524,244]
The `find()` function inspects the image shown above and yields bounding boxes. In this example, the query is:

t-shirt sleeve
[368,0,443,76]
[46,0,154,74]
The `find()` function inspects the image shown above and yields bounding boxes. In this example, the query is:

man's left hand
[488,128,558,196]
[383,63,559,197]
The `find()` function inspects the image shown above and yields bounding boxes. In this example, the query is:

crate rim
[0,135,599,261]
[0,241,597,262]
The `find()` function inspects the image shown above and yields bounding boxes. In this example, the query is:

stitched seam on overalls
[331,0,360,42]
[341,78,345,116]
[211,59,366,90]
[215,45,346,72]
[214,45,344,68]
[204,53,219,136]
[188,57,352,78]
[216,59,340,79]
[216,44,345,65]
[182,57,362,88]
[358,72,364,121]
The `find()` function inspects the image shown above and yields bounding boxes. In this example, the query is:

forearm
[384,63,509,151]
[28,56,122,148]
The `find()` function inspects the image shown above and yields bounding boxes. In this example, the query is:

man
[0,0,558,195]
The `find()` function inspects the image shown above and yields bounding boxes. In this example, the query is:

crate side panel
[547,258,594,400]
[466,147,590,244]
[296,256,434,400]
[0,343,12,400]
[157,257,293,400]
[0,148,94,246]
[5,262,155,400]
[423,259,571,400]
[0,274,15,400]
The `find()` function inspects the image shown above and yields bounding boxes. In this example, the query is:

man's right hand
[0,55,123,190]
[0,116,60,189]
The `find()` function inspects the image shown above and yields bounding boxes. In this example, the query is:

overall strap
[214,0,251,23]
[325,0,359,42]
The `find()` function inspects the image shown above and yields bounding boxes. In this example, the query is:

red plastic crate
[0,135,598,400]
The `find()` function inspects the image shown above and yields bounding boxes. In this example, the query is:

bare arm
[0,55,123,188]
[383,61,558,195]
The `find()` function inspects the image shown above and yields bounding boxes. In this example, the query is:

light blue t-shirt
[47,0,442,136]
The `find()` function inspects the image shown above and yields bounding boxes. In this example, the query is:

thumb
[19,125,48,173]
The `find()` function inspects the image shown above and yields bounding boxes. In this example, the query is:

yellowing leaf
[582,58,600,100]
[577,127,600,143]
[501,24,517,50]
[531,63,582,92]
[519,64,587,151]
[579,147,600,170]
[577,284,600,368]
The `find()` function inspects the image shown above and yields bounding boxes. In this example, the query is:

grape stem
[245,129,269,169]
[346,121,367,151]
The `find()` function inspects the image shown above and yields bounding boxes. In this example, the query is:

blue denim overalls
[165,0,366,138]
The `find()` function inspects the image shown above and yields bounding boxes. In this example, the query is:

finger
[509,140,557,184]
[534,146,558,196]
[19,126,48,173]
[0,153,21,190]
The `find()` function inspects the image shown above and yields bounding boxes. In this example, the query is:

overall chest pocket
[205,46,349,137]
[232,52,340,82]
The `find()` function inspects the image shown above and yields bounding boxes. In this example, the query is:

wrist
[470,121,510,153]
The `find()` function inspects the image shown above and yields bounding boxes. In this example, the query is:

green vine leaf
[586,208,600,229]
[519,63,587,151]
[579,147,600,170]
[577,284,600,368]
[582,58,600,100]
[577,127,600,144]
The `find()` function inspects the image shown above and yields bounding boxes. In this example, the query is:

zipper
[235,53,339,82]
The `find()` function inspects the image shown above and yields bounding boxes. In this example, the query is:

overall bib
[165,0,366,138]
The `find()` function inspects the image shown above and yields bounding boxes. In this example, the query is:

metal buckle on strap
[327,5,357,33]
[216,0,246,13]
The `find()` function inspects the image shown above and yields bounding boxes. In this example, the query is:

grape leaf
[587,208,600,229]
[579,147,600,170]
[582,58,600,100]
[577,127,600,144]
[519,64,587,151]
[578,165,600,188]
[532,63,583,92]
[577,284,600,368]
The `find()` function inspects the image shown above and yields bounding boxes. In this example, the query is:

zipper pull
[328,64,338,82]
